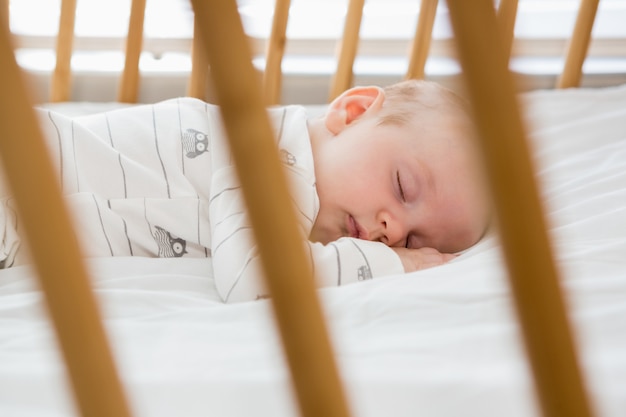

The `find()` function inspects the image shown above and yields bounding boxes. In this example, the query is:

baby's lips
[348,215,369,240]
[346,215,358,238]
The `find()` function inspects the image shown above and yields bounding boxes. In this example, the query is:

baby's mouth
[347,215,358,239]
[347,215,367,240]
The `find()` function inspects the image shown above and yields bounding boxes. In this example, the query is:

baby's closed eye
[396,170,406,202]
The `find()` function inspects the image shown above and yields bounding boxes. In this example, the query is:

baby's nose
[378,210,406,247]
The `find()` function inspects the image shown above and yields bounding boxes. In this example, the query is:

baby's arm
[308,240,455,287]
[306,237,405,287]
[210,168,411,301]
[210,232,406,302]
[211,212,450,303]
[210,170,455,301]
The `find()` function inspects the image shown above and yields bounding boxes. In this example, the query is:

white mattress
[2,85,626,417]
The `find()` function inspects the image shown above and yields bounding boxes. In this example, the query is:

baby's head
[308,79,490,253]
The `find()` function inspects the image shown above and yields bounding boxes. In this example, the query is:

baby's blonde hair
[378,79,472,129]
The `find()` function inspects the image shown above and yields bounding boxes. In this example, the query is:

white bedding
[2,85,626,417]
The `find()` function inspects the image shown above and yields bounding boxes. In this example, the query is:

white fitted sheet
[2,85,626,417]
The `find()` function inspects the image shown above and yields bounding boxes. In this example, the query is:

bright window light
[6,0,626,100]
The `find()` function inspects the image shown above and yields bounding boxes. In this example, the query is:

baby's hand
[391,247,456,272]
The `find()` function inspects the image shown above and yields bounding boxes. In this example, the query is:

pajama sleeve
[209,165,405,303]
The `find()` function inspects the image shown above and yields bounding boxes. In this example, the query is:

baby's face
[310,114,490,253]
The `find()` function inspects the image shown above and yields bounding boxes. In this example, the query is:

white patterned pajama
[0,98,403,302]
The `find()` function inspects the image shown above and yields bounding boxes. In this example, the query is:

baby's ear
[324,86,385,134]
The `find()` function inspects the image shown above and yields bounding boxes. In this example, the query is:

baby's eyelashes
[396,171,406,202]
[396,166,421,205]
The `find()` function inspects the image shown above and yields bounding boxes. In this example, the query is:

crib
[0,1,624,417]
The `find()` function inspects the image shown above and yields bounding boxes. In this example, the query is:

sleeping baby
[0,80,490,302]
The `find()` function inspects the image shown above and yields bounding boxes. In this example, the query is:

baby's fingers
[392,247,456,272]
[416,248,456,269]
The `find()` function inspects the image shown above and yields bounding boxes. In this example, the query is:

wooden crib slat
[1,0,8,32]
[328,0,364,101]
[0,21,133,417]
[118,0,147,103]
[263,0,291,105]
[187,17,209,99]
[405,0,438,80]
[446,1,595,417]
[189,1,352,417]
[557,0,600,89]
[407,0,519,81]
[50,0,77,102]
[497,0,519,63]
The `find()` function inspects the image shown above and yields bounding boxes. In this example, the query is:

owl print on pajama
[153,226,188,258]
[182,128,210,158]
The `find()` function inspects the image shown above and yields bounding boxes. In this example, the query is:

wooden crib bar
[405,0,438,80]
[328,0,365,101]
[1,0,7,32]
[0,20,132,417]
[187,16,209,99]
[263,0,291,105]
[446,1,595,417]
[497,0,519,63]
[50,0,76,102]
[189,2,352,417]
[557,0,600,88]
[118,0,146,103]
